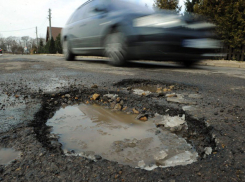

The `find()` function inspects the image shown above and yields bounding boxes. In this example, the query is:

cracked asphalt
[0,54,245,181]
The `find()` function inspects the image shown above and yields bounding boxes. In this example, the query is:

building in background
[46,27,62,42]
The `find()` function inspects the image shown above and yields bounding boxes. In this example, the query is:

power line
[38,19,48,33]
[0,27,36,33]
[38,18,48,29]
[0,17,48,33]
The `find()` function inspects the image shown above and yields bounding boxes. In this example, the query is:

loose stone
[92,94,100,100]
[91,84,98,88]
[138,160,146,168]
[204,147,212,155]
[154,150,168,161]
[133,108,139,114]
[114,103,122,110]
[65,94,71,98]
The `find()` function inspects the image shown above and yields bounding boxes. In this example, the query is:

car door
[67,6,87,53]
[79,1,108,49]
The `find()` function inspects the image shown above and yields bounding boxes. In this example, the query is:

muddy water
[47,104,197,169]
[0,148,21,165]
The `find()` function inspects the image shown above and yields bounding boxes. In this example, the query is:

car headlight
[133,14,183,28]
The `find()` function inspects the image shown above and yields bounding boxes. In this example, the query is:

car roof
[77,0,94,10]
[77,0,152,12]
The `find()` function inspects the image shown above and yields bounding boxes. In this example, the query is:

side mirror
[94,6,107,12]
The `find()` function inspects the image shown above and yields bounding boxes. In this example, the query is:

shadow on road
[74,58,205,70]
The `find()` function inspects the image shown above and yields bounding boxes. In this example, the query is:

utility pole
[36,27,38,53]
[48,9,52,41]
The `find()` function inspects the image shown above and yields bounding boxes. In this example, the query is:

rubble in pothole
[133,89,151,96]
[153,114,187,132]
[128,84,201,105]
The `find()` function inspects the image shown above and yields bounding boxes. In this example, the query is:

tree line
[0,34,62,54]
[0,35,36,54]
[38,34,62,54]
[155,0,245,60]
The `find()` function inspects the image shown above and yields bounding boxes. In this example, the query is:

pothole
[32,82,215,172]
[47,104,198,170]
[0,148,21,165]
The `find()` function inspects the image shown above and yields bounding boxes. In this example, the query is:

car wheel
[104,30,127,66]
[63,40,75,61]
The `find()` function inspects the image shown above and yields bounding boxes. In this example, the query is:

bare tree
[0,34,6,51]
[10,40,18,54]
[0,36,36,53]
[4,37,24,54]
[5,36,15,52]
[21,36,30,47]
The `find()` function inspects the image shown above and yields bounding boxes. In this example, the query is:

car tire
[104,30,128,66]
[63,40,75,61]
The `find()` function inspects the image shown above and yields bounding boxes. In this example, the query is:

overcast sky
[0,0,185,39]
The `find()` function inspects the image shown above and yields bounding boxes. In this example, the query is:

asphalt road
[0,54,245,181]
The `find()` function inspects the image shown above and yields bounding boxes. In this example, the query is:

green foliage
[55,34,62,54]
[193,0,245,49]
[49,37,56,54]
[185,0,199,13]
[39,39,44,47]
[45,41,50,53]
[37,34,62,54]
[154,0,181,12]
[38,39,45,53]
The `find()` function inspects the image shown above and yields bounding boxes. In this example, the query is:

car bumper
[126,30,224,61]
[128,42,224,61]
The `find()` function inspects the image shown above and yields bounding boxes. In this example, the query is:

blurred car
[61,0,223,67]
[0,48,2,55]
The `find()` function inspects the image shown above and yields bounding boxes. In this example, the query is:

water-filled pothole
[47,104,198,170]
[0,148,21,165]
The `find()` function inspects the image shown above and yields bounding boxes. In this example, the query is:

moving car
[61,0,223,67]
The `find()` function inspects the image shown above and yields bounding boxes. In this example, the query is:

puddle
[47,104,198,169]
[0,148,21,165]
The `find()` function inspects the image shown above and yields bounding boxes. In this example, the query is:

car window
[66,12,76,24]
[72,7,85,23]
[66,6,85,24]
[83,2,99,19]
[66,0,108,24]
[82,4,91,19]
